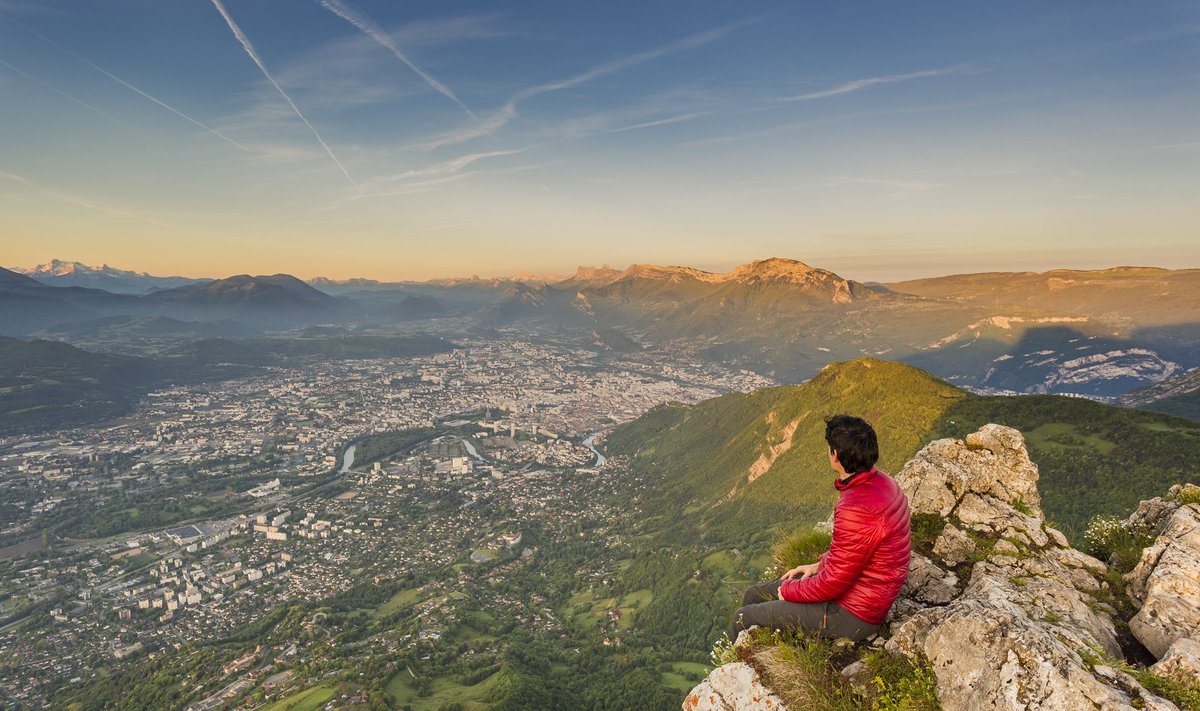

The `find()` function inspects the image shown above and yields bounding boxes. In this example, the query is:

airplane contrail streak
[0,56,127,125]
[209,0,360,192]
[0,12,251,152]
[317,0,481,126]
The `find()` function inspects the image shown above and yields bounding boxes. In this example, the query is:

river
[582,432,607,467]
[339,444,356,474]
[460,438,482,460]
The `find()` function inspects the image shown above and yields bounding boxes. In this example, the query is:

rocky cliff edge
[685,424,1200,711]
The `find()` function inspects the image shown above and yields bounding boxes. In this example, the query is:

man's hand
[780,562,819,581]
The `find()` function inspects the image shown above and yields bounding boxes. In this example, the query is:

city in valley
[0,337,771,708]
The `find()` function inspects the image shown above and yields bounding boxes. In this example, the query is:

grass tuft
[1081,515,1155,573]
[772,528,833,576]
[733,628,942,710]
[1175,484,1200,506]
[909,514,946,557]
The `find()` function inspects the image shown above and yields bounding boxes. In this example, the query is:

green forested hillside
[605,358,967,546]
[0,337,186,434]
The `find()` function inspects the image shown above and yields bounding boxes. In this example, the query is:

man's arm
[779,506,884,603]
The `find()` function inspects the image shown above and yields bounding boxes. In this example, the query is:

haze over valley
[3,1,1198,708]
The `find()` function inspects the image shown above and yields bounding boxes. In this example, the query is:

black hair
[824,414,879,474]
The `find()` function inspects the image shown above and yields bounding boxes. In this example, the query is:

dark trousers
[730,580,881,643]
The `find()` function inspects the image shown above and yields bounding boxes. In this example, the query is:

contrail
[0,12,251,152]
[0,56,127,125]
[317,0,481,125]
[209,0,359,192]
[780,68,960,102]
[412,15,762,151]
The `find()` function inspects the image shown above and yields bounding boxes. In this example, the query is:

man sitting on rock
[730,415,912,643]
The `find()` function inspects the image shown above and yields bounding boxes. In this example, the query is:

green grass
[385,669,501,710]
[733,628,941,711]
[663,660,709,691]
[260,683,335,711]
[772,529,833,575]
[621,589,653,609]
[1025,422,1116,455]
[701,550,738,577]
[374,587,424,618]
[470,548,500,562]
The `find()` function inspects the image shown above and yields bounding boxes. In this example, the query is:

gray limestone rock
[1126,504,1200,659]
[681,662,788,711]
[1150,637,1200,685]
[932,523,975,567]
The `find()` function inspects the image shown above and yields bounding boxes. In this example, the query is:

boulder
[932,523,975,567]
[1125,503,1200,659]
[681,662,788,711]
[1149,637,1200,686]
[895,425,1048,548]
[901,553,959,605]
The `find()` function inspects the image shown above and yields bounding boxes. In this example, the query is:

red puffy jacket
[779,467,911,624]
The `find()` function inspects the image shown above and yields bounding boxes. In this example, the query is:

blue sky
[1,0,1198,281]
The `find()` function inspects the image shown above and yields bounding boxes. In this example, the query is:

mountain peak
[728,257,830,285]
[31,259,88,276]
[24,259,153,279]
[619,263,725,283]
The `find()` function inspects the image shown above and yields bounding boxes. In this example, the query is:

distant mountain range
[4,257,1199,400]
[0,268,356,337]
[15,259,202,293]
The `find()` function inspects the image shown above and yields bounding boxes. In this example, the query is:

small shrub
[861,650,942,711]
[1079,642,1200,711]
[1135,670,1200,710]
[710,635,739,666]
[772,528,833,576]
[1043,611,1062,623]
[1176,485,1200,506]
[1011,498,1033,516]
[909,514,946,556]
[735,629,943,711]
[1082,516,1155,573]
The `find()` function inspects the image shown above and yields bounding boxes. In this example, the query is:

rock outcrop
[682,662,788,711]
[684,426,1199,711]
[1123,484,1200,660]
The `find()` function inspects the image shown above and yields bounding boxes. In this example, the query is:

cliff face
[685,425,1200,711]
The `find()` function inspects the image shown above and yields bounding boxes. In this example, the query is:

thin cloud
[780,67,963,102]
[366,148,526,187]
[324,161,545,211]
[412,15,761,151]
[0,170,184,230]
[317,0,480,124]
[1,13,251,151]
[210,0,359,192]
